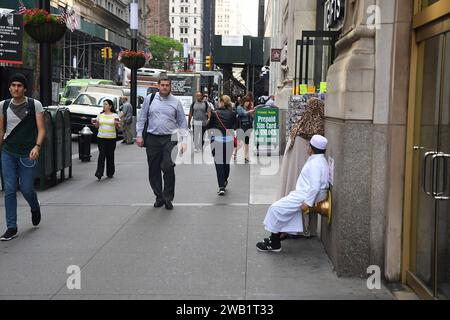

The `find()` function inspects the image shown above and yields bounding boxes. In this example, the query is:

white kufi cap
[310,135,328,150]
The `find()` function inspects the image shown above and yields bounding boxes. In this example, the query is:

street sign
[0,13,23,65]
[271,49,282,62]
[254,108,279,144]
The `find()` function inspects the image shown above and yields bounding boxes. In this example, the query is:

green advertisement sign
[254,108,279,144]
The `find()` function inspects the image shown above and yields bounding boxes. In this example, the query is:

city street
[0,140,393,300]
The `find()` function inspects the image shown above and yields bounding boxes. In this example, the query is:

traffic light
[101,47,107,59]
[108,47,112,59]
[205,55,212,70]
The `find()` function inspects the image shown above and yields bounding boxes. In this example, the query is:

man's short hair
[310,144,326,154]
[158,77,171,84]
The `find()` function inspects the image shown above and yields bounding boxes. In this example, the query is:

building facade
[169,0,203,70]
[0,0,148,101]
[145,0,170,37]
[267,0,450,300]
[215,0,241,36]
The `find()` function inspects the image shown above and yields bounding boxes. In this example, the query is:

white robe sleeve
[303,162,323,207]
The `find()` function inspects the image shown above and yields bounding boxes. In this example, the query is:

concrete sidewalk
[0,141,393,300]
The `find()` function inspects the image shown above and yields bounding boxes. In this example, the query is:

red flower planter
[121,55,146,69]
[24,21,66,43]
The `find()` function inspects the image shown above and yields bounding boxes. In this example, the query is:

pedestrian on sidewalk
[209,95,237,196]
[92,99,120,180]
[136,77,188,210]
[256,135,329,252]
[278,97,325,238]
[0,73,45,241]
[119,96,133,145]
[235,96,255,163]
[188,91,211,153]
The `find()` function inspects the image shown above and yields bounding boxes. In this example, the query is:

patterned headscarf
[288,97,324,150]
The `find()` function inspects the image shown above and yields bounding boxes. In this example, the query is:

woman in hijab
[278,97,325,238]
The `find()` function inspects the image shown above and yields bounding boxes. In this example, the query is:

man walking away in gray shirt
[188,91,211,152]
[136,77,188,210]
[119,96,133,144]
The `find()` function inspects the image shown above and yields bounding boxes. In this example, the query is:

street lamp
[130,0,138,116]
[39,0,52,107]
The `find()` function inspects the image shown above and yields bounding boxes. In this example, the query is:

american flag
[61,6,79,32]
[18,0,27,14]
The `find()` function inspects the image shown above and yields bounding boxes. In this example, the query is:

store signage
[320,82,327,93]
[307,86,316,94]
[326,0,345,29]
[0,12,23,65]
[254,108,279,144]
[271,49,282,62]
[222,36,243,47]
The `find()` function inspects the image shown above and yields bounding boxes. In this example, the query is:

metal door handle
[422,151,437,196]
[433,153,450,200]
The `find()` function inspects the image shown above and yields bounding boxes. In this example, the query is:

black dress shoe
[165,200,173,210]
[95,173,102,180]
[154,199,165,208]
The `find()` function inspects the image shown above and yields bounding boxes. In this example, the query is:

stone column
[321,0,412,279]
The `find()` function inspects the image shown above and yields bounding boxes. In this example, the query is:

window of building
[194,51,196,58]
[194,28,197,34]
[172,17,174,23]
[194,17,197,24]
[194,38,197,46]
[172,27,174,34]
[172,7,175,13]
[194,7,197,14]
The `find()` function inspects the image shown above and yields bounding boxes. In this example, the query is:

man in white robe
[257,135,330,252]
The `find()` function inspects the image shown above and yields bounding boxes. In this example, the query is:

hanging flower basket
[23,9,66,43]
[118,50,152,69]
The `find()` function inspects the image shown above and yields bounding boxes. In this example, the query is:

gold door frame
[402,0,450,299]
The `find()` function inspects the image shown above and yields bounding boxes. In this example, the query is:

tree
[147,35,183,71]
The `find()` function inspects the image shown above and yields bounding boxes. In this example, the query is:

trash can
[36,110,56,189]
[60,107,72,179]
[46,107,64,178]
[78,125,93,162]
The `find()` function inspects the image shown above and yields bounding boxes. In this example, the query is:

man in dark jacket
[0,73,46,241]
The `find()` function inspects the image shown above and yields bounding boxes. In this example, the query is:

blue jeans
[1,150,40,229]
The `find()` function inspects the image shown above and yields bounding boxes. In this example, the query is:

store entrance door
[408,31,450,299]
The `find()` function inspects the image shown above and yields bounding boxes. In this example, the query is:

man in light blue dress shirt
[136,78,188,210]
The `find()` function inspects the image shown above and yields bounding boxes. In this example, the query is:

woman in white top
[92,99,120,180]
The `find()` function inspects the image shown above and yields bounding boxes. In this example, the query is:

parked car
[59,79,114,105]
[68,92,144,135]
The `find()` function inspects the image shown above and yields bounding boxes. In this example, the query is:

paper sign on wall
[300,84,308,95]
[308,86,316,94]
[320,82,327,93]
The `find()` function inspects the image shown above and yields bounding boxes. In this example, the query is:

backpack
[2,98,36,141]
[142,93,156,139]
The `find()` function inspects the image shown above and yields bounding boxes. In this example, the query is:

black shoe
[0,228,18,241]
[95,173,102,180]
[31,207,41,227]
[217,188,225,196]
[154,199,165,208]
[121,140,127,144]
[165,200,173,210]
[256,239,281,252]
[107,175,114,178]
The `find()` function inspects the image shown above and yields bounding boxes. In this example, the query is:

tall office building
[169,0,204,71]
[215,0,241,36]
[146,0,171,37]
